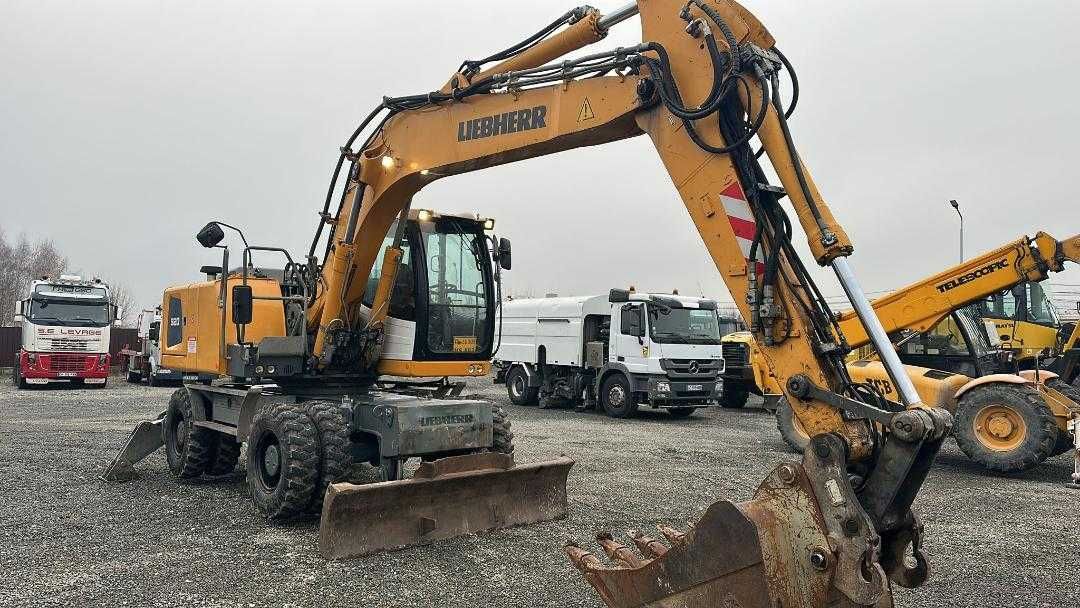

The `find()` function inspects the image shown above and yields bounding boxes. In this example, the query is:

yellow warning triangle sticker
[577,97,596,122]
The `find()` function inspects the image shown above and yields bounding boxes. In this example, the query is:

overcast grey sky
[2,0,1079,313]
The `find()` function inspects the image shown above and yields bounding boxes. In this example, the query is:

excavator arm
[306,2,953,605]
[838,232,1080,349]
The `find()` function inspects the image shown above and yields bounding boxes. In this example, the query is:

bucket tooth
[596,532,644,568]
[565,541,610,571]
[657,523,687,545]
[628,529,669,559]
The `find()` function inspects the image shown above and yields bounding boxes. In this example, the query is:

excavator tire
[246,402,319,520]
[492,405,515,454]
[774,397,810,454]
[954,384,1057,473]
[304,401,353,515]
[209,435,242,476]
[1045,378,1079,456]
[720,382,750,409]
[164,388,218,478]
[1051,431,1074,457]
[506,366,539,406]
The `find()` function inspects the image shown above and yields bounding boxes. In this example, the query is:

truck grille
[49,353,91,372]
[660,358,722,379]
[722,342,749,367]
[45,338,91,351]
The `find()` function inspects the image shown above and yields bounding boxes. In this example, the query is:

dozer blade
[319,452,573,560]
[101,413,166,482]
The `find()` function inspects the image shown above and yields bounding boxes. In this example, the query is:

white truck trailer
[492,289,725,418]
[12,275,119,388]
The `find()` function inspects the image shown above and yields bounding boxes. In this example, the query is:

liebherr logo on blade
[457,106,548,142]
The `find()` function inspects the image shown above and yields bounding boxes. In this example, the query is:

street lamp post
[949,199,963,262]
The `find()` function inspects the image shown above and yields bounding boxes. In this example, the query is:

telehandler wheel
[492,405,515,454]
[246,403,319,520]
[775,398,810,454]
[720,382,750,409]
[954,384,1057,473]
[164,388,218,478]
[600,374,638,419]
[304,401,353,514]
[668,407,696,419]
[208,435,241,476]
[506,366,539,406]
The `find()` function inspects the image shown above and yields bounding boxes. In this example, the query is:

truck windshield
[29,297,110,327]
[648,306,722,344]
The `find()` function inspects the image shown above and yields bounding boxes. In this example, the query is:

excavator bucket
[100,412,166,482]
[319,452,574,559]
[568,435,899,608]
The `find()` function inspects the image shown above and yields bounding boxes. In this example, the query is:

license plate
[687,384,702,391]
[57,372,77,377]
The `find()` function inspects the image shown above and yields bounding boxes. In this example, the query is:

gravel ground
[1,375,1077,608]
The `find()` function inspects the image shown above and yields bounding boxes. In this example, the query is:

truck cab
[494,289,725,418]
[12,275,118,388]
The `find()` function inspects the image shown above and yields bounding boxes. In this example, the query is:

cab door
[612,303,649,374]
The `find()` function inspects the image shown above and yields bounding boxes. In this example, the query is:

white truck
[12,275,120,388]
[492,289,725,418]
[121,308,182,385]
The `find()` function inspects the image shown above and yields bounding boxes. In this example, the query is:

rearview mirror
[113,304,123,323]
[148,322,160,342]
[232,284,253,325]
[620,304,645,337]
[497,237,512,271]
[14,300,24,318]
[196,222,226,248]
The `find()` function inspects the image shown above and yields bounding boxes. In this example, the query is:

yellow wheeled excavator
[109,1,988,605]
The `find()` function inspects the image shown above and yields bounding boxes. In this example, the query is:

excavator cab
[364,210,507,377]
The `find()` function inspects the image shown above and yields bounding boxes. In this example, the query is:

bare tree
[104,281,138,326]
[0,230,69,326]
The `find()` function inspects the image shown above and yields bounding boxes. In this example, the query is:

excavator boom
[308,1,956,605]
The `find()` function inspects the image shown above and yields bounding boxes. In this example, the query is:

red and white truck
[11,275,119,388]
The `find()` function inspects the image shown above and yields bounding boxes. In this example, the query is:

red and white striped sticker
[719,182,764,274]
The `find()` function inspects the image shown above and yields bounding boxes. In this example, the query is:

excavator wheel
[304,401,354,515]
[1045,378,1079,457]
[954,384,1057,472]
[163,388,219,478]
[1051,430,1074,457]
[246,402,319,520]
[719,381,750,409]
[774,398,809,454]
[506,366,539,406]
[492,405,515,454]
[208,435,242,476]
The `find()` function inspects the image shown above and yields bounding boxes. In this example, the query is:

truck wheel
[164,389,218,478]
[600,374,638,419]
[304,401,354,514]
[720,382,750,409]
[506,366,539,406]
[668,407,696,419]
[247,403,320,520]
[954,384,1057,473]
[126,370,142,383]
[492,405,515,454]
[775,398,810,454]
[13,366,27,389]
[209,435,242,476]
